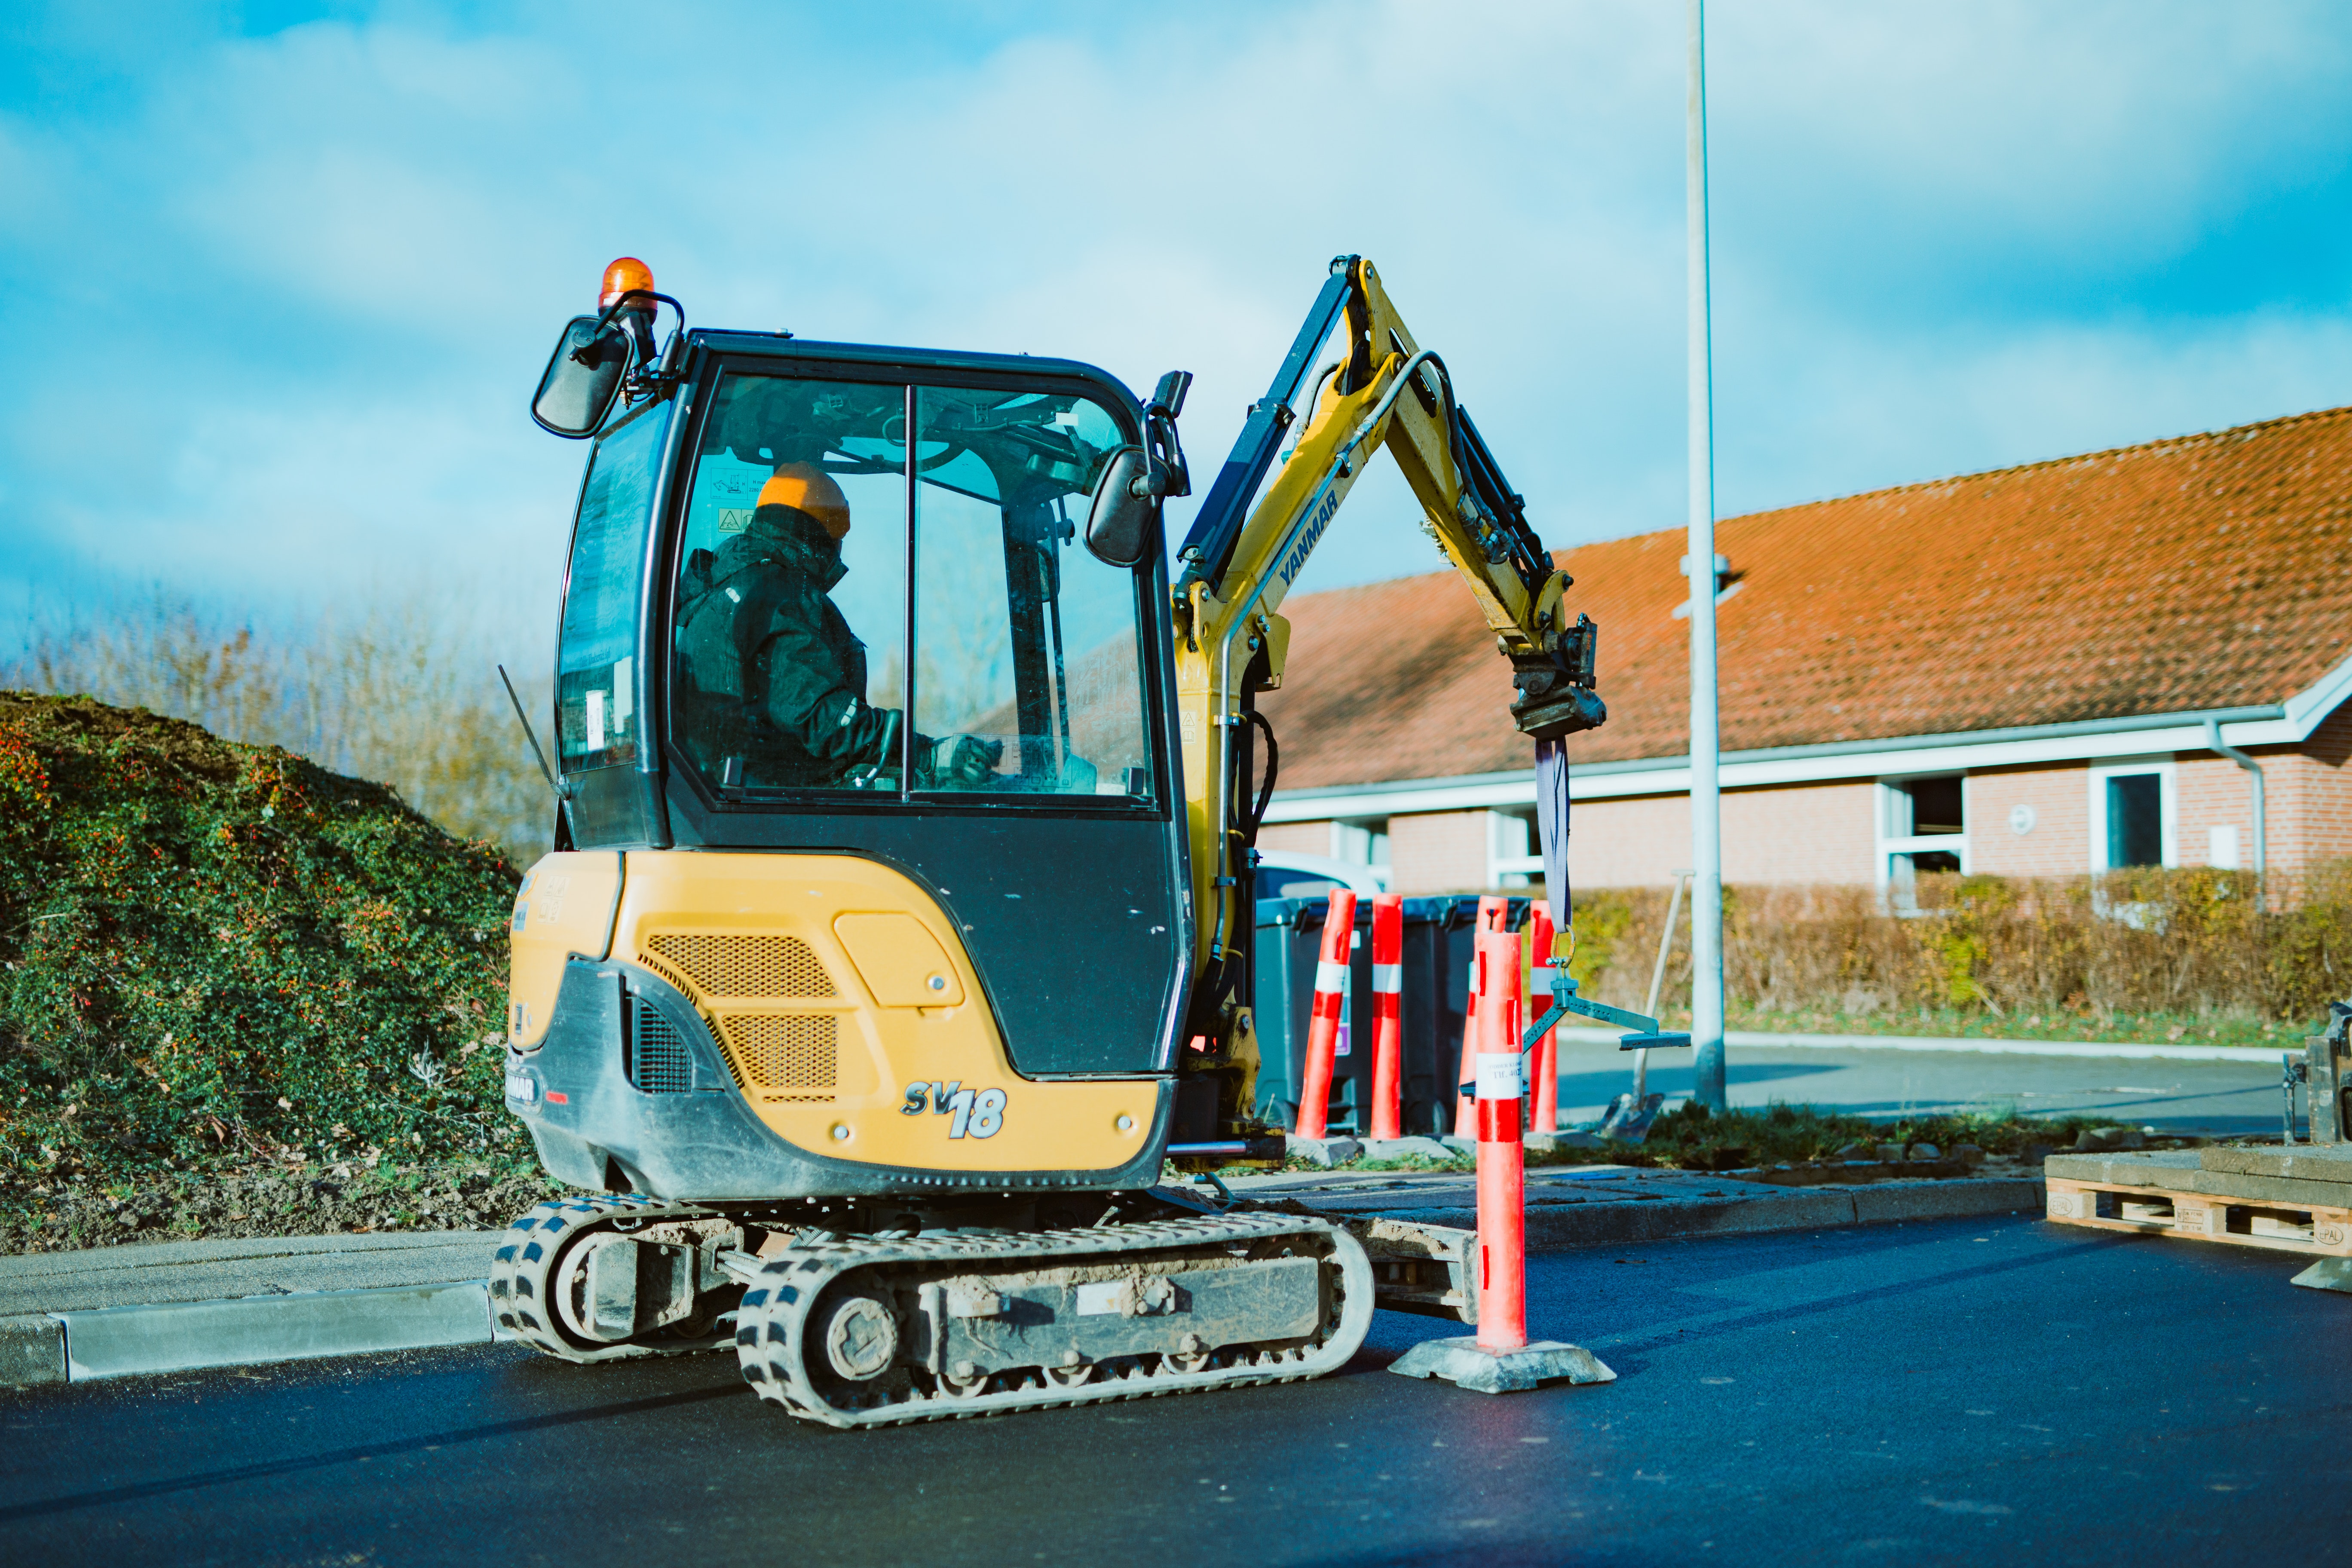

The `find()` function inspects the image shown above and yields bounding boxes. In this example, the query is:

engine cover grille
[719,1014,839,1101]
[637,933,845,1102]
[644,934,836,1000]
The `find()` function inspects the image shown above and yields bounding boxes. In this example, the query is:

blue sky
[5,0,2351,645]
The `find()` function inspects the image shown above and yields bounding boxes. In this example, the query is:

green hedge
[0,692,524,1182]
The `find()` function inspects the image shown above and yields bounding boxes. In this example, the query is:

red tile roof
[1260,405,2352,787]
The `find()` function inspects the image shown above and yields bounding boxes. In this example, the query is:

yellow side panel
[834,913,965,1007]
[508,851,623,1048]
[614,851,1158,1174]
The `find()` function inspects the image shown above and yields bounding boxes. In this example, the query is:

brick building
[1256,406,2352,896]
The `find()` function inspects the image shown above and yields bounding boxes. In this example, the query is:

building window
[1330,818,1390,872]
[1878,775,1967,894]
[1487,809,1542,888]
[2107,776,2161,867]
[2087,760,2175,872]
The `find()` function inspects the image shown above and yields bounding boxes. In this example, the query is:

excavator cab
[515,285,1200,1161]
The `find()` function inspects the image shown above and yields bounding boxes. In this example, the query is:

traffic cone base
[1387,1337,1616,1394]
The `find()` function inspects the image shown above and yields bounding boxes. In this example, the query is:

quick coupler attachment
[1521,971,1689,1054]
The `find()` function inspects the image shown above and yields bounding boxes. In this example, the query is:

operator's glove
[925,734,1004,787]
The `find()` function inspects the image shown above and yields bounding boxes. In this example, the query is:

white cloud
[2,0,2349,623]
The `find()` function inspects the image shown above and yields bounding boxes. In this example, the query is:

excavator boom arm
[1165,257,1605,1146]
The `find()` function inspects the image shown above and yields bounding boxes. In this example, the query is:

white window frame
[1486,808,1542,888]
[1328,817,1392,873]
[1876,774,1970,889]
[2087,757,2177,872]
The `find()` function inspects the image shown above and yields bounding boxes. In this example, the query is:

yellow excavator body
[489,253,1606,1425]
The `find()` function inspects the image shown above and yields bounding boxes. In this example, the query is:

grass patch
[1707,1004,2295,1049]
[1222,1102,2145,1181]
[1613,1100,2140,1171]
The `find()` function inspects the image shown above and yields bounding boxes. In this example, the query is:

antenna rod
[499,664,567,801]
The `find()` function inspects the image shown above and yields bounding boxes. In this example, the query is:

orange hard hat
[599,257,655,309]
[757,462,851,539]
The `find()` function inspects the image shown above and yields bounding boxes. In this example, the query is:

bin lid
[1254,894,1533,930]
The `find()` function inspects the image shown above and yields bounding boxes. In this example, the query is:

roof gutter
[1561,701,2286,779]
[1265,645,2352,822]
[1263,702,2294,821]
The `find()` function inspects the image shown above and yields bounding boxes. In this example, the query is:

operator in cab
[676,463,1001,790]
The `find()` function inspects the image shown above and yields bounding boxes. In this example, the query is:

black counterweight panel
[665,784,1184,1078]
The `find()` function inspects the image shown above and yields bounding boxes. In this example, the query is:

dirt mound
[0,691,527,1200]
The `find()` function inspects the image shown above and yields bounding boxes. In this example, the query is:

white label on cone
[1474,1053,1525,1101]
[1371,963,1402,993]
[1314,960,1349,995]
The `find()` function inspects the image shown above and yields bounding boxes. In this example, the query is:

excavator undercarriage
[490,1192,1372,1427]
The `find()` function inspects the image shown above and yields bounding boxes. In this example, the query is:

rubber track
[735,1212,1373,1428]
[489,1194,735,1363]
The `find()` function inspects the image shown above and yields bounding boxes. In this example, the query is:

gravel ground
[0,1165,580,1254]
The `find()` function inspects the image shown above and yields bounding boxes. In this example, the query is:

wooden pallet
[2046,1177,2352,1256]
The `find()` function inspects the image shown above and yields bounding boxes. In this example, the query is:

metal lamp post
[1686,0,1727,1111]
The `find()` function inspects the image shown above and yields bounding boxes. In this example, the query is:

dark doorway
[1899,775,1964,836]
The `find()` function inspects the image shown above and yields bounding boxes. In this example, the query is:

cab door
[657,356,1190,1078]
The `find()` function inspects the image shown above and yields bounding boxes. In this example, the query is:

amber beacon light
[599,256,655,309]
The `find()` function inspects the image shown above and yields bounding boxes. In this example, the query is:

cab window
[665,371,1155,805]
[556,402,670,772]
[669,374,908,793]
[911,386,1154,800]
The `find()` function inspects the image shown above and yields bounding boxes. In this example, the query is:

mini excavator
[494,254,1608,1426]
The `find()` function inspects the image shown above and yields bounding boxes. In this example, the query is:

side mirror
[1083,445,1157,567]
[531,315,631,438]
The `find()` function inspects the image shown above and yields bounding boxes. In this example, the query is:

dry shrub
[5,593,552,867]
[1564,866,2352,1025]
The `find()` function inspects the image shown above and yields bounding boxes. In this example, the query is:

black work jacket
[675,507,900,786]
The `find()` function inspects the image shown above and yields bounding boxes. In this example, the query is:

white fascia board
[1264,702,2335,822]
[2282,649,2352,737]
[1264,775,1535,822]
[1264,661,2352,823]
[1574,723,2303,799]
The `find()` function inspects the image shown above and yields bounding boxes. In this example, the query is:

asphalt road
[4,1213,2343,1566]
[1553,1040,2288,1137]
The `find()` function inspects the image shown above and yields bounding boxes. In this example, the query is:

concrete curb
[0,1177,2049,1390]
[3,1280,495,1388]
[0,1314,64,1387]
[1556,1027,2276,1063]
